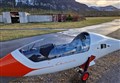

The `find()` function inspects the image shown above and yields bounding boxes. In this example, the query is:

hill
[91,5,119,11]
[0,0,95,11]
[0,0,119,16]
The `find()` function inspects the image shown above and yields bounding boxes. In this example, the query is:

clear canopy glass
[19,32,91,62]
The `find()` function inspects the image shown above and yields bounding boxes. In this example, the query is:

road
[0,19,120,83]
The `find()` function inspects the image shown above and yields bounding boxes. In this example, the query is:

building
[0,12,82,23]
[0,12,53,23]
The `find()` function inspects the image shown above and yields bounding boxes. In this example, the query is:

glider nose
[0,54,35,77]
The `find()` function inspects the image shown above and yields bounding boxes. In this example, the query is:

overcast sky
[76,0,120,8]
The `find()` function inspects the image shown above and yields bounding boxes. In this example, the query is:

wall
[28,15,52,22]
[2,12,11,23]
[0,15,3,22]
[19,12,29,23]
[1,12,53,23]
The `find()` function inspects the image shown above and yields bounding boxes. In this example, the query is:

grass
[0,17,119,29]
[0,30,60,42]
[0,17,119,41]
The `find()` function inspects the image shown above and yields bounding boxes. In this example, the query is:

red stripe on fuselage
[0,54,36,77]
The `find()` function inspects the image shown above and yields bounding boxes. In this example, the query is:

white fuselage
[11,32,120,76]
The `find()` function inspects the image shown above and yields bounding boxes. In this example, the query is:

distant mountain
[113,3,120,9]
[91,5,119,11]
[0,0,119,12]
[15,0,94,11]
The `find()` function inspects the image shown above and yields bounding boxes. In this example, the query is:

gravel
[10,29,120,83]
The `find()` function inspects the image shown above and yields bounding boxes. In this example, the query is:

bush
[66,14,73,21]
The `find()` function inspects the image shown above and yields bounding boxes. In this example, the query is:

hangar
[0,12,81,23]
[0,12,53,23]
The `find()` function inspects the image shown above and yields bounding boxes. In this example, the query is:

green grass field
[0,17,119,41]
[0,17,119,29]
[0,30,60,42]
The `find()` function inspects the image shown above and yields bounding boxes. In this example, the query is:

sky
[76,0,120,8]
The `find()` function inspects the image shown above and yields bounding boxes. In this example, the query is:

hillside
[0,0,95,11]
[91,5,119,11]
[0,0,119,16]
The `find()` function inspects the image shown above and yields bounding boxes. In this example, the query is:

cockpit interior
[19,32,90,62]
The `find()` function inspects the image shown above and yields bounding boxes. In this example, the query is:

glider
[0,32,120,82]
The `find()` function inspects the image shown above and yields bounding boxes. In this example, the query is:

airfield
[0,19,120,83]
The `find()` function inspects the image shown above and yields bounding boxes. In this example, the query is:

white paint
[19,12,29,23]
[2,12,11,23]
[11,32,120,77]
[28,15,52,22]
[0,15,3,22]
[90,32,120,59]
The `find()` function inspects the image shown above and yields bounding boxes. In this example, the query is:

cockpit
[19,32,90,62]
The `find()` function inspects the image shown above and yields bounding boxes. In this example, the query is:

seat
[40,44,54,58]
[29,55,41,62]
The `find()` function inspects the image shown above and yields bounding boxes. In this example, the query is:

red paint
[0,54,36,77]
[82,72,89,81]
[80,55,96,69]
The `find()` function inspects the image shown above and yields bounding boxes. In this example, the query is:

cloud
[76,0,120,7]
